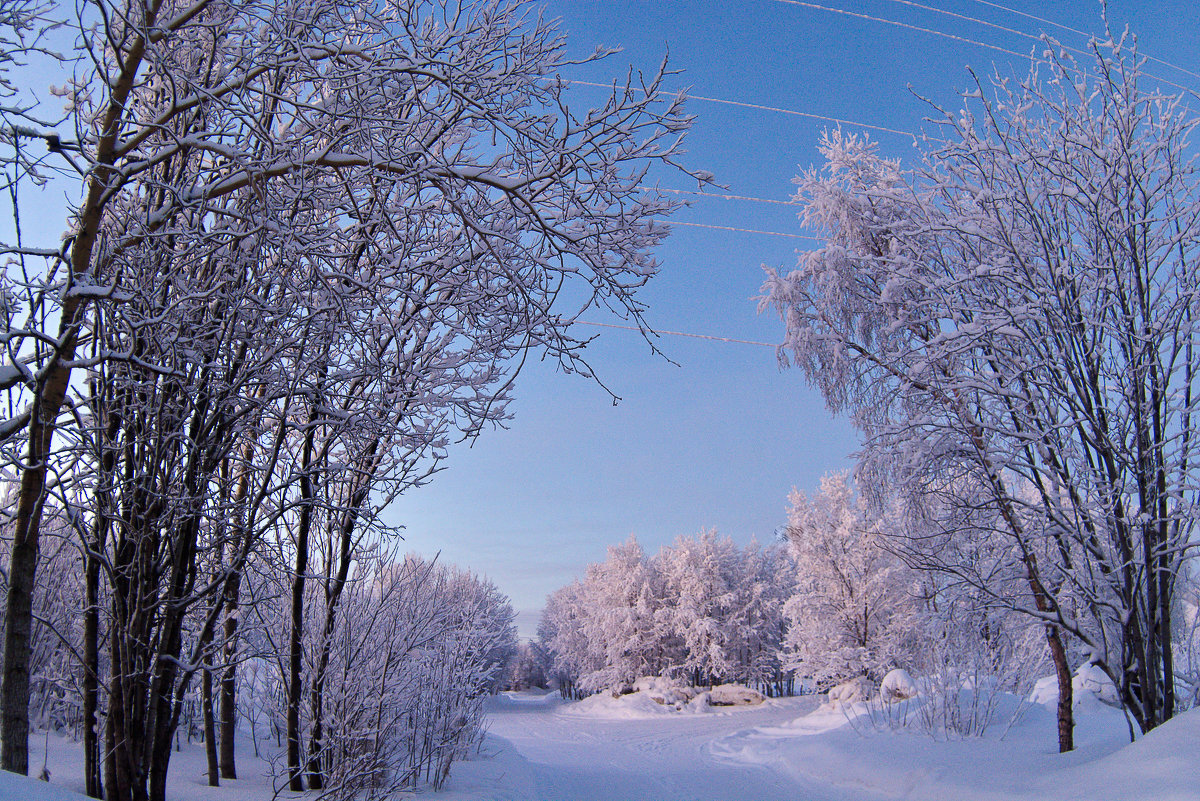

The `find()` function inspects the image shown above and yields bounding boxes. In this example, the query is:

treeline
[540,531,796,698]
[0,0,698,799]
[1,526,515,797]
[539,473,1200,745]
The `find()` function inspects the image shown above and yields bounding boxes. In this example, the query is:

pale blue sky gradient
[386,0,1200,629]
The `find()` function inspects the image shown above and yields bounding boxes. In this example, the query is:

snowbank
[881,668,918,702]
[1055,708,1200,801]
[0,770,90,801]
[826,676,874,708]
[1029,663,1121,710]
[565,678,768,718]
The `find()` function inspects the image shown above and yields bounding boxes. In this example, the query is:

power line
[769,0,1029,59]
[561,79,912,137]
[876,0,1196,93]
[668,220,822,241]
[641,186,799,207]
[772,0,1196,94]
[964,0,1200,84]
[576,320,778,348]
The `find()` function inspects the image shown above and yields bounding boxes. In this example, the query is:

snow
[12,690,1200,801]
[881,668,919,702]
[1029,664,1122,710]
[0,770,90,801]
[827,676,874,708]
[16,723,281,801]
[438,690,1200,801]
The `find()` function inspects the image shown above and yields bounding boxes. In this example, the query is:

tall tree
[1,0,701,788]
[782,473,916,687]
[761,34,1200,747]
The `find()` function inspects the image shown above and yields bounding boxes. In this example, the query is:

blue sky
[385,0,1200,629]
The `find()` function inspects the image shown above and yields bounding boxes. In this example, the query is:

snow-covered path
[441,692,861,801]
[440,691,1200,801]
[471,693,816,801]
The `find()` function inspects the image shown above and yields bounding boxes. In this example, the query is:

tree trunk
[306,454,376,791]
[83,526,104,799]
[1,415,52,775]
[217,594,241,780]
[286,418,318,792]
[2,0,158,767]
[1046,624,1073,753]
[202,667,219,787]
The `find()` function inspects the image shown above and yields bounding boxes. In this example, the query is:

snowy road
[440,690,1200,801]
[442,692,844,801]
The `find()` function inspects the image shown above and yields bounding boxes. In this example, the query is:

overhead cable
[561,79,912,137]
[576,320,778,348]
[668,220,822,241]
[963,0,1200,83]
[640,186,800,207]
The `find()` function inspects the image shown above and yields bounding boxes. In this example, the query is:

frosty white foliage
[761,34,1200,735]
[782,473,918,686]
[248,551,515,796]
[1,0,702,792]
[540,533,795,697]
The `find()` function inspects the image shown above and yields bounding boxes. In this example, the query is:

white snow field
[440,690,1200,801]
[7,688,1200,801]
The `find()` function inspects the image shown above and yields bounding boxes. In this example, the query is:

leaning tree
[762,35,1200,749]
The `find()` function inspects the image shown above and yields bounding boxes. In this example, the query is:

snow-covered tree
[541,532,796,696]
[761,34,1200,748]
[1,0,703,792]
[656,530,745,686]
[782,473,916,687]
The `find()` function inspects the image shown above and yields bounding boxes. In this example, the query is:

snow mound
[1057,707,1200,800]
[1029,663,1120,710]
[0,771,89,801]
[631,675,701,706]
[827,676,874,709]
[566,678,767,718]
[706,684,765,707]
[880,668,918,702]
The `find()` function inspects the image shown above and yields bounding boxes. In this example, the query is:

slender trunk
[84,376,115,800]
[1,416,51,775]
[287,418,318,792]
[306,454,376,790]
[2,0,165,772]
[217,587,241,780]
[83,526,104,799]
[220,436,261,780]
[1046,624,1073,753]
[202,668,219,787]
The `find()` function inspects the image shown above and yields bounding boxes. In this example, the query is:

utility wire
[876,0,1196,93]
[668,220,822,241]
[964,0,1200,83]
[769,0,1029,59]
[641,186,800,207]
[561,79,912,137]
[576,320,778,348]
[771,0,1195,94]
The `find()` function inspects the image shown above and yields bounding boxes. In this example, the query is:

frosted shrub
[910,621,1042,739]
[284,554,515,799]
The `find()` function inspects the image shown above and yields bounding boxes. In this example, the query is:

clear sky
[383,0,1200,632]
